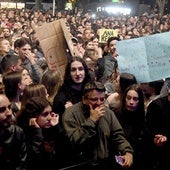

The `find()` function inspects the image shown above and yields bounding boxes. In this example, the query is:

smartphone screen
[115,155,124,165]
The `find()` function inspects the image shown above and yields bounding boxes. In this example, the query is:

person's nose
[6,108,12,116]
[47,113,52,120]
[129,99,134,105]
[76,69,81,75]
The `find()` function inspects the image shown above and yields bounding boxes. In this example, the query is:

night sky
[139,0,151,4]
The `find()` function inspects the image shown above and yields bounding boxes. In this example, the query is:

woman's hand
[29,118,40,128]
[154,134,167,147]
[65,101,73,109]
[50,112,59,126]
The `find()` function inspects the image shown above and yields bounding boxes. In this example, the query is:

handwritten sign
[99,29,118,43]
[117,32,170,83]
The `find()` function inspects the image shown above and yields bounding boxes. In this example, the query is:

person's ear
[10,65,15,71]
[18,83,22,90]
[82,96,87,105]
[15,47,19,54]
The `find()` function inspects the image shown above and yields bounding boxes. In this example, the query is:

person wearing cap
[71,37,85,58]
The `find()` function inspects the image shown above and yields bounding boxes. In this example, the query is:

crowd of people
[0,6,170,170]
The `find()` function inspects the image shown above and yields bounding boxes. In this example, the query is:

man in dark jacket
[62,81,133,169]
[97,36,120,84]
[145,86,170,170]
[0,94,27,170]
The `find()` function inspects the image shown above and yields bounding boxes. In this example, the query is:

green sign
[99,29,118,43]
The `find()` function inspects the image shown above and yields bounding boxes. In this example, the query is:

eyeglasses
[0,104,11,113]
[87,97,106,103]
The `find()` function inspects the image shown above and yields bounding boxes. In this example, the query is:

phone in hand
[115,155,124,165]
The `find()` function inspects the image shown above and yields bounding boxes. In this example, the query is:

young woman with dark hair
[17,96,68,170]
[116,83,146,170]
[52,56,91,119]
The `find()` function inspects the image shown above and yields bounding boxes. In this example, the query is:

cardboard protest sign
[60,19,79,57]
[35,19,74,80]
[117,32,170,83]
[99,29,118,43]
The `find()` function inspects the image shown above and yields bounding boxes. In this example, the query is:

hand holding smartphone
[115,155,124,165]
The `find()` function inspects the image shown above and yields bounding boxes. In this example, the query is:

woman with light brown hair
[0,38,13,64]
[41,69,62,105]
[2,68,33,117]
[20,83,49,111]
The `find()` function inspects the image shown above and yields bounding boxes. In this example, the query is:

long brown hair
[41,69,62,104]
[20,83,48,111]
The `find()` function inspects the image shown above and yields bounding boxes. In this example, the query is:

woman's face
[36,105,52,128]
[125,90,139,111]
[92,37,99,47]
[0,39,11,55]
[20,69,33,90]
[70,61,85,83]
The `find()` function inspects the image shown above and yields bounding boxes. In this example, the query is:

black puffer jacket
[0,124,27,170]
